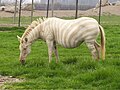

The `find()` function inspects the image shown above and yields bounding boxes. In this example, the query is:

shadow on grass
[62,57,78,65]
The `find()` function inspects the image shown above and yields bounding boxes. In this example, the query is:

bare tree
[21,0,26,4]
[17,0,26,6]
[95,0,109,9]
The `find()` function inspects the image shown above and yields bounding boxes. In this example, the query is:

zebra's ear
[17,35,21,41]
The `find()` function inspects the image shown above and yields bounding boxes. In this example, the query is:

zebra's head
[17,35,31,64]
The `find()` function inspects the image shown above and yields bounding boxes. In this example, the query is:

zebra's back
[45,17,100,48]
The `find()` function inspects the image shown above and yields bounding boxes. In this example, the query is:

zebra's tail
[99,25,106,60]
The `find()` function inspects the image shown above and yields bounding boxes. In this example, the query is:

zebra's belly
[57,39,83,48]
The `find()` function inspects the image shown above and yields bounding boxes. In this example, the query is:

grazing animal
[17,17,105,64]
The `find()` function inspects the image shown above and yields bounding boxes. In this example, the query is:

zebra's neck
[26,25,42,43]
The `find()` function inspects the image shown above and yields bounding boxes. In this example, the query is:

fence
[0,0,119,27]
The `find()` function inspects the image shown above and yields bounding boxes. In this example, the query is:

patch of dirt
[0,31,11,32]
[82,6,120,16]
[0,24,18,27]
[0,75,23,87]
[0,24,27,27]
[0,6,120,18]
[0,5,120,27]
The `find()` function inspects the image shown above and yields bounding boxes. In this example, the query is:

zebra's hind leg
[85,41,99,60]
[53,41,59,63]
[94,41,101,59]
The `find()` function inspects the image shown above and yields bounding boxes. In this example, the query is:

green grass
[0,16,40,25]
[0,15,120,25]
[0,18,120,89]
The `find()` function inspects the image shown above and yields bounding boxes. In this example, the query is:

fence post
[0,0,1,7]
[18,0,22,27]
[75,0,78,19]
[51,0,54,17]
[31,0,34,22]
[46,0,50,18]
[99,0,102,24]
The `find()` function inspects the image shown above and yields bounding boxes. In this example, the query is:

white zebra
[17,17,105,64]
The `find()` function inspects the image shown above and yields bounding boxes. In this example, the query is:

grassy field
[0,17,120,89]
[0,15,120,25]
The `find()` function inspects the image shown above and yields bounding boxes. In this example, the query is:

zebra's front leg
[53,41,59,63]
[46,40,54,63]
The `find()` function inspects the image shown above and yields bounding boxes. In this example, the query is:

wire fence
[0,0,119,27]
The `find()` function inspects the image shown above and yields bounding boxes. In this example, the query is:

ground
[0,6,120,18]
[0,75,23,88]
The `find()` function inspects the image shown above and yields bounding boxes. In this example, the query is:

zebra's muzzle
[20,60,25,65]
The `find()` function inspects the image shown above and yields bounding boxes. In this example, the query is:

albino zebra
[17,17,105,64]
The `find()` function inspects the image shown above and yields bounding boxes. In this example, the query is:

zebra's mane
[21,17,47,40]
